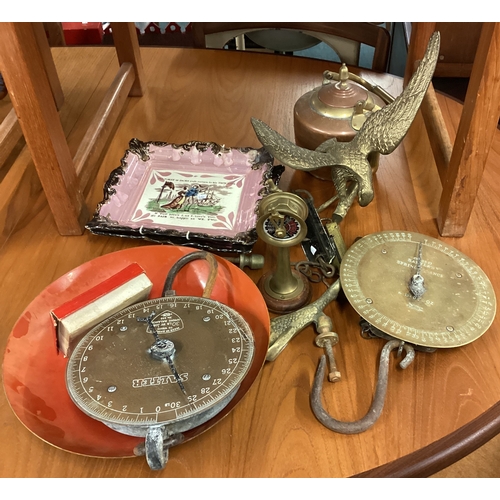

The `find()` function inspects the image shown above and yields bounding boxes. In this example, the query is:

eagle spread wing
[353,31,440,156]
[250,118,337,171]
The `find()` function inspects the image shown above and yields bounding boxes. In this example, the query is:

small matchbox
[52,263,153,356]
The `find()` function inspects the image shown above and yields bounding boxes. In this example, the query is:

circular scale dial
[66,296,255,435]
[340,231,496,348]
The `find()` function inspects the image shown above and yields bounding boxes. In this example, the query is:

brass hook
[310,340,415,434]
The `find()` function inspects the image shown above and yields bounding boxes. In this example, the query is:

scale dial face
[340,231,496,348]
[66,296,255,433]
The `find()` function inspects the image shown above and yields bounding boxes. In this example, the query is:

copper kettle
[294,64,394,178]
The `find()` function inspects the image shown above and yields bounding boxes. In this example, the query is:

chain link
[293,258,337,287]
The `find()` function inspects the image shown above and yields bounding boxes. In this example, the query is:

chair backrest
[191,22,391,72]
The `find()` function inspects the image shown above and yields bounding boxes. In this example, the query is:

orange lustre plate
[2,246,270,458]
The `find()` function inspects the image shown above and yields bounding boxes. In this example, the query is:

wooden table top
[1,46,499,478]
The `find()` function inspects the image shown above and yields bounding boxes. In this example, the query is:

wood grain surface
[1,46,499,478]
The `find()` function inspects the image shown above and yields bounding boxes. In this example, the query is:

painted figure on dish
[162,186,188,210]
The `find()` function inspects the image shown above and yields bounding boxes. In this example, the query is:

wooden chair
[408,22,500,237]
[0,22,145,236]
[1,24,64,167]
[191,22,391,72]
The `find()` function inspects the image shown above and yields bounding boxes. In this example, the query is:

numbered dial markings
[66,297,255,429]
[340,231,496,348]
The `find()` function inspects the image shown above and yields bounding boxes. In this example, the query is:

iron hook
[310,339,415,434]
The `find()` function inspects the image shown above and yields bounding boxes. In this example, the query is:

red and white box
[51,263,153,356]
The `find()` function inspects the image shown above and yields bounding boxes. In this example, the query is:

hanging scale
[66,251,256,470]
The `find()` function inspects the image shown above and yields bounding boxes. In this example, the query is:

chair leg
[32,22,65,110]
[111,22,146,97]
[0,22,87,235]
[437,22,500,236]
[43,22,66,47]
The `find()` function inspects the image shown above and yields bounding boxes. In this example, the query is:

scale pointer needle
[138,313,190,399]
[409,241,426,299]
[164,353,189,398]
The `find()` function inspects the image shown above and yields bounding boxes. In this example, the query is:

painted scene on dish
[131,169,247,231]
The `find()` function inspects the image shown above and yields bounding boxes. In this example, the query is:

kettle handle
[323,69,395,105]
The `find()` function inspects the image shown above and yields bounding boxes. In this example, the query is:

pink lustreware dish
[87,139,283,252]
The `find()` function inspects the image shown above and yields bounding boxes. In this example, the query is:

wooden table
[1,46,499,478]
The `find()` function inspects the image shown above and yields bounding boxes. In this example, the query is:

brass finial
[339,63,349,89]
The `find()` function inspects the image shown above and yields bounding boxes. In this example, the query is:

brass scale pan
[340,231,496,349]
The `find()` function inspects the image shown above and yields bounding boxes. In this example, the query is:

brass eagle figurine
[251,32,440,221]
